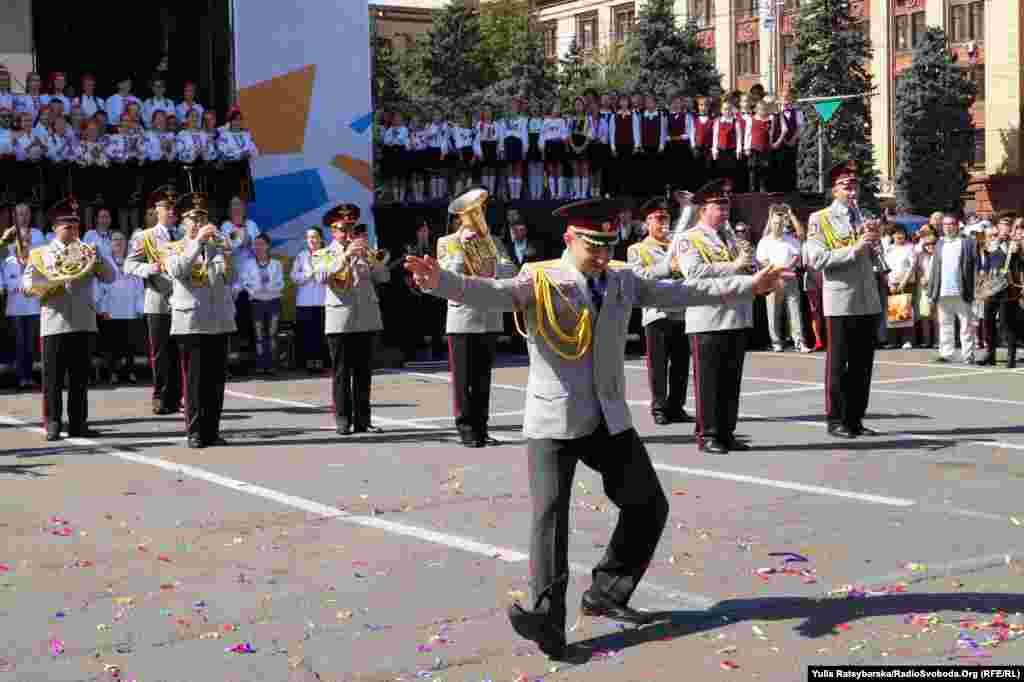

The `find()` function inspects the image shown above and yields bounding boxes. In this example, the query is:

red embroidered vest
[693,116,713,147]
[749,118,771,152]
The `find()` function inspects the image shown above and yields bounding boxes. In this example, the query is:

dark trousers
[13,315,39,384]
[644,318,689,418]
[448,333,497,434]
[691,329,746,445]
[826,314,878,428]
[295,306,327,368]
[42,331,93,434]
[146,313,181,410]
[983,295,1019,359]
[251,298,281,370]
[99,318,139,378]
[177,333,228,441]
[747,150,772,193]
[527,425,669,630]
[327,332,375,428]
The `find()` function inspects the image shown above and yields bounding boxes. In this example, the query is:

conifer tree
[894,27,977,214]
[631,0,720,102]
[791,0,880,209]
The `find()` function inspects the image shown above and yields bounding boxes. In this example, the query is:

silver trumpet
[851,204,890,275]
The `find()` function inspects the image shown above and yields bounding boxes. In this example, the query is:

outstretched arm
[406,254,532,312]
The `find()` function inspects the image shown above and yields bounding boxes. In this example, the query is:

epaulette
[524,259,562,270]
[607,260,629,270]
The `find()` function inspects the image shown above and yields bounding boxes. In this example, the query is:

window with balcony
[969,1,984,42]
[613,5,635,43]
[577,13,598,51]
[737,41,760,75]
[782,34,797,67]
[689,0,714,29]
[950,4,967,42]
[784,0,800,9]
[911,11,926,48]
[734,0,758,19]
[895,15,910,51]
[542,22,557,59]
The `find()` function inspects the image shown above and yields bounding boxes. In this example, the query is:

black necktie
[587,275,605,312]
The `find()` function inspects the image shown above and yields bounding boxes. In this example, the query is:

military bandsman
[628,197,691,425]
[405,198,789,660]
[673,180,755,454]
[314,204,390,436]
[166,192,236,449]
[23,197,115,441]
[125,186,183,415]
[804,161,883,439]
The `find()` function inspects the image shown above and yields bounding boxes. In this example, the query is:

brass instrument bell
[448,188,490,236]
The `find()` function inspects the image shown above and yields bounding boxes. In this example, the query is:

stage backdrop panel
[233,1,374,257]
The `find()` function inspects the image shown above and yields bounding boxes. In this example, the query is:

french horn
[26,239,98,298]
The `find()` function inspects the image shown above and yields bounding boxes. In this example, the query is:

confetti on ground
[720,660,740,670]
[225,642,256,654]
[49,638,64,656]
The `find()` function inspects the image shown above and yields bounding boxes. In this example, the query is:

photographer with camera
[757,204,809,353]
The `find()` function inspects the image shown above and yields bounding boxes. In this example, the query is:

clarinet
[851,200,890,275]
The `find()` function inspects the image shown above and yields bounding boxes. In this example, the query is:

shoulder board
[607,260,629,270]
[28,245,47,260]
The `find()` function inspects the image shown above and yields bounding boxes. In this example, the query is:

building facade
[535,0,1021,215]
[370,0,459,53]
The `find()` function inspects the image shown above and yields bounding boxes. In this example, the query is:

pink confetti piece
[720,660,740,670]
[225,642,256,654]
[49,638,64,656]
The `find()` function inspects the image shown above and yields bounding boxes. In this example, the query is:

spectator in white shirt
[94,231,144,384]
[220,196,259,361]
[76,74,105,119]
[757,205,808,352]
[927,213,977,363]
[290,228,328,373]
[242,233,285,375]
[106,76,140,126]
[884,224,918,349]
[2,244,41,389]
[82,205,117,259]
[175,82,205,124]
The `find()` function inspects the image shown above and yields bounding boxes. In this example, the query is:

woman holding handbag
[884,224,917,349]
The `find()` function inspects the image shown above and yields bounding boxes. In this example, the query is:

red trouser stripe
[447,335,459,418]
[40,335,47,429]
[180,350,189,427]
[690,335,703,444]
[825,317,833,417]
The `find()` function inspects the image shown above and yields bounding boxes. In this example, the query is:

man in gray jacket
[675,180,754,454]
[23,197,115,441]
[314,204,390,435]
[125,186,182,415]
[803,161,883,439]
[166,192,236,449]
[927,213,977,364]
[405,198,790,660]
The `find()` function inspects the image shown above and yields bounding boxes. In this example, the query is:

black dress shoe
[727,438,751,451]
[853,424,880,436]
[580,589,652,626]
[507,603,567,660]
[204,437,229,447]
[187,436,204,449]
[154,406,178,416]
[479,433,501,446]
[336,423,352,436]
[828,424,857,439]
[699,440,729,454]
[353,424,383,434]
[67,428,101,438]
[674,410,693,423]
[44,430,62,442]
[459,430,482,448]
[652,413,671,425]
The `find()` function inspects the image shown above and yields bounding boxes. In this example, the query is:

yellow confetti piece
[716,645,738,654]
[200,631,221,640]
[507,590,527,601]
[96,624,110,631]
[113,597,134,606]
[752,625,767,638]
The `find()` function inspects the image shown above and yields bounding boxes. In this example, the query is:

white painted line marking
[0,412,718,610]
[652,462,916,506]
[874,389,1024,407]
[757,352,1024,373]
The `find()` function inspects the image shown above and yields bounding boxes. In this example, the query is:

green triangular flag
[813,99,842,123]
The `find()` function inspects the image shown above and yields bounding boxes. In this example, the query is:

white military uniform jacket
[426,252,754,440]
[124,223,178,315]
[23,238,115,336]
[314,241,390,334]
[676,222,754,333]
[803,201,882,317]
[627,236,685,326]
[437,231,516,334]
[166,238,237,336]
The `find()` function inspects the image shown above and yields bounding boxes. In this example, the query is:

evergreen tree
[791,0,880,210]
[478,0,531,84]
[480,20,558,112]
[371,35,402,114]
[425,0,487,107]
[631,1,721,102]
[894,27,977,214]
